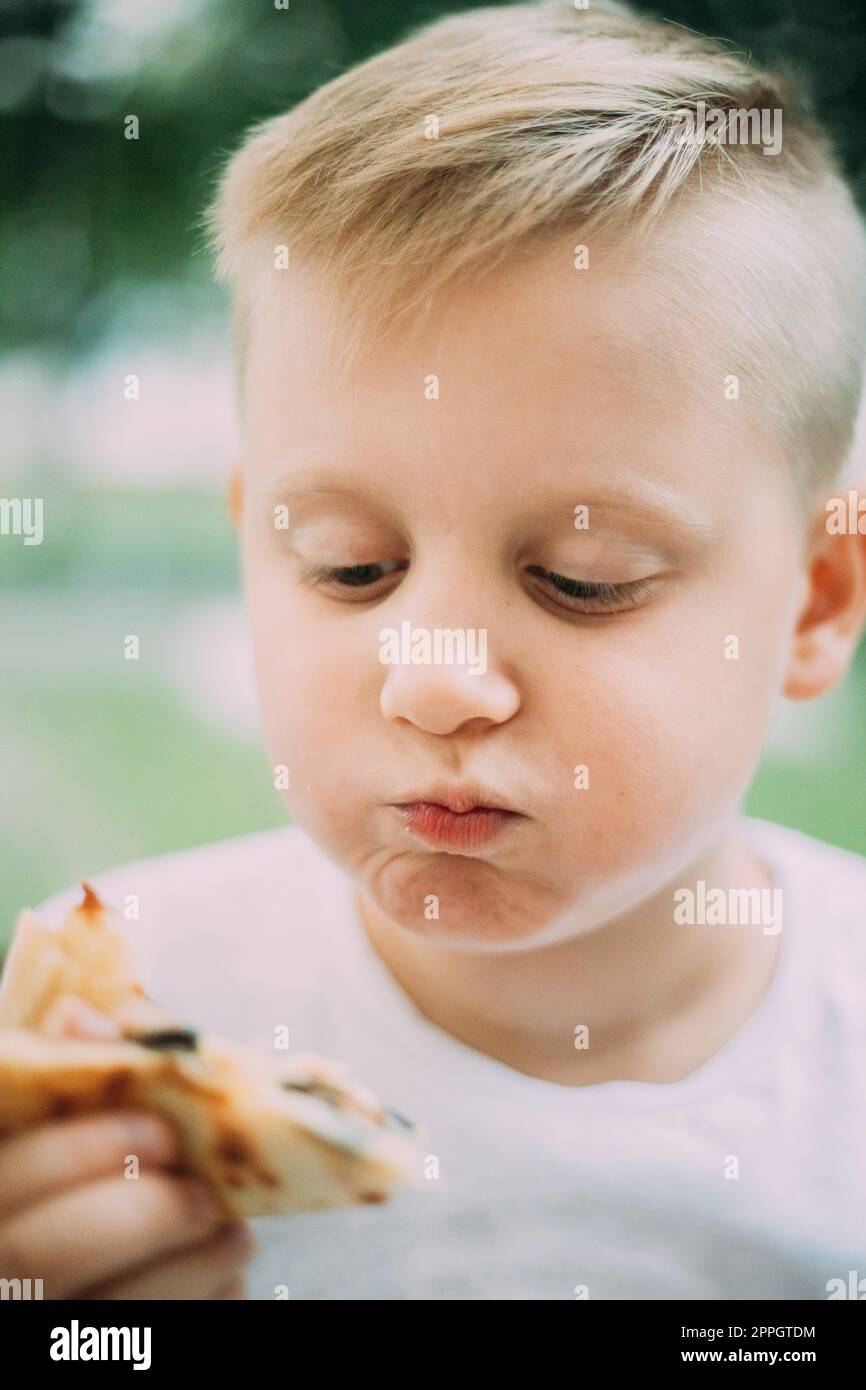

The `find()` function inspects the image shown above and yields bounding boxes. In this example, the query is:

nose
[379,649,520,735]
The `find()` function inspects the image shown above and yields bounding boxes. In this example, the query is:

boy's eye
[298,559,655,615]
[300,560,407,596]
[525,566,655,614]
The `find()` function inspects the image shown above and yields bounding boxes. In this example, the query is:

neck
[354,827,782,1087]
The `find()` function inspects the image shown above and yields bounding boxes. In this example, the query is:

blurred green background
[1,0,864,945]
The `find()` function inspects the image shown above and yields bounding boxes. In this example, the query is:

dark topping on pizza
[280,1077,416,1135]
[384,1107,414,1132]
[280,1076,378,1126]
[281,1077,347,1107]
[215,1128,280,1189]
[131,1028,199,1051]
[216,1127,254,1166]
[48,1095,76,1119]
[101,1068,135,1106]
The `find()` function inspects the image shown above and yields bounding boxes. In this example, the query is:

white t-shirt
[35,817,866,1301]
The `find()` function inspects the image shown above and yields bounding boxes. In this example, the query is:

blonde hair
[206,0,866,493]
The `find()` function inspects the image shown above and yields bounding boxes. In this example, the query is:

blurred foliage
[0,661,284,944]
[0,488,238,590]
[2,0,866,358]
[745,640,866,858]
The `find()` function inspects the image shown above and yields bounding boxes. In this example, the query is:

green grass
[745,758,866,857]
[744,640,866,857]
[0,673,283,945]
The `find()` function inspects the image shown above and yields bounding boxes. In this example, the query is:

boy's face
[239,241,807,949]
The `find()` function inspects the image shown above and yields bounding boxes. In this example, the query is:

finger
[78,1224,256,1301]
[0,1172,225,1299]
[0,1111,177,1221]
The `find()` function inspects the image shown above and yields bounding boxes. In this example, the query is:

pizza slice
[0,884,424,1218]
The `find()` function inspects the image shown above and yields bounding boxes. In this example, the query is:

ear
[227,456,245,529]
[783,484,866,700]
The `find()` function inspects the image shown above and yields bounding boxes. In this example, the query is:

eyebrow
[263,468,392,512]
[263,466,722,548]
[563,479,722,542]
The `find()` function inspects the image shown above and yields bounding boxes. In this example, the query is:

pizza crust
[0,886,424,1217]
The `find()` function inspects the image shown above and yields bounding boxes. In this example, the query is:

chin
[368,848,561,949]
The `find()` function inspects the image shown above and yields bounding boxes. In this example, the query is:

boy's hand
[0,995,257,1299]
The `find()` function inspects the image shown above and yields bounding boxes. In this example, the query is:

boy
[3,0,865,1299]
